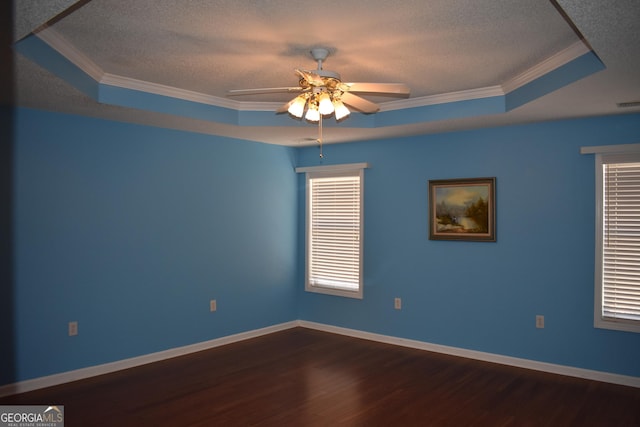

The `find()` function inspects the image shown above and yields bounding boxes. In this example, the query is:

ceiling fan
[227,48,410,122]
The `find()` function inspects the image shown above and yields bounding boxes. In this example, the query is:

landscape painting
[428,177,496,241]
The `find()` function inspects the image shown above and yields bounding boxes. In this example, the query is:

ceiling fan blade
[295,69,324,86]
[340,92,380,113]
[227,87,303,96]
[276,100,293,114]
[339,82,410,96]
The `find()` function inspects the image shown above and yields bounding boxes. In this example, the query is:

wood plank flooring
[1,327,639,426]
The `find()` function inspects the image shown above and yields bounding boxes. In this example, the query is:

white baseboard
[0,321,298,398]
[299,321,640,388]
[2,319,638,397]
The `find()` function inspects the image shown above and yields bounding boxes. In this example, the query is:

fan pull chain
[318,115,324,158]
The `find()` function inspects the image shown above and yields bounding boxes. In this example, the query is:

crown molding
[502,40,591,93]
[34,27,592,115]
[100,73,241,109]
[380,86,504,111]
[35,27,245,110]
[102,73,281,110]
[36,26,104,82]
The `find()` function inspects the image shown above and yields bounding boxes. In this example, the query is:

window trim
[586,144,640,333]
[296,163,368,299]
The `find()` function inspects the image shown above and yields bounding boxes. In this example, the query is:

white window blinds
[601,160,640,324]
[306,169,363,298]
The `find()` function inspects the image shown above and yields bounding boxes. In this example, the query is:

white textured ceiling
[12,0,640,146]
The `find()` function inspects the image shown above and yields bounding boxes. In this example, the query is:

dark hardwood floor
[2,327,639,426]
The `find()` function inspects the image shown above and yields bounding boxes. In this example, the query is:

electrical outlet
[536,315,544,329]
[210,299,217,312]
[68,321,78,336]
[394,297,402,310]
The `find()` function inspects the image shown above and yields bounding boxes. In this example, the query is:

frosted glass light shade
[333,100,350,120]
[288,95,307,118]
[305,104,320,122]
[318,92,334,115]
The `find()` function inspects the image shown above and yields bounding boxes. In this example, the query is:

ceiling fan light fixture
[318,92,334,115]
[333,99,350,121]
[305,103,320,122]
[230,47,408,134]
[288,94,307,118]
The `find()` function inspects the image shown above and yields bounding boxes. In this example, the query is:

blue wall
[296,113,640,378]
[12,108,298,383]
[9,108,640,386]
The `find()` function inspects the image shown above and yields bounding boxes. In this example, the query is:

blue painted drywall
[99,84,240,125]
[14,35,100,100]
[296,113,640,378]
[505,51,606,111]
[12,108,298,382]
[9,107,640,385]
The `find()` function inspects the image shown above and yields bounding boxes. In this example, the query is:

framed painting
[428,177,496,241]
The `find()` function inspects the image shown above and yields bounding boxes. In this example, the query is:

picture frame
[428,177,496,241]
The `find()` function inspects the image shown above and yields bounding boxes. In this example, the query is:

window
[591,147,640,333]
[296,163,367,299]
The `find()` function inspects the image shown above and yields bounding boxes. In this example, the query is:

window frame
[297,163,367,299]
[593,149,640,333]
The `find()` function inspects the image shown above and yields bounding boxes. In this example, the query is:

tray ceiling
[12,0,640,146]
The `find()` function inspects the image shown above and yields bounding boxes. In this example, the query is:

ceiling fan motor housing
[310,48,330,62]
